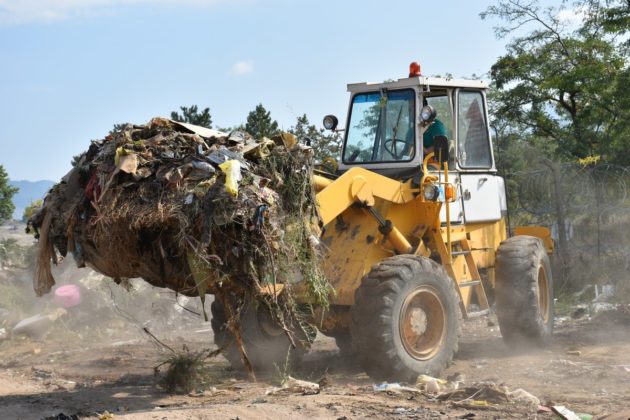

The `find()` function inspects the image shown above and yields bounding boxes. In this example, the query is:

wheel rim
[399,286,446,360]
[537,265,550,323]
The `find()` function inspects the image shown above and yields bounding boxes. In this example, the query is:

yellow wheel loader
[212,65,555,381]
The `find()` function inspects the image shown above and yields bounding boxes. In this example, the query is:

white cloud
[231,60,254,76]
[0,0,235,25]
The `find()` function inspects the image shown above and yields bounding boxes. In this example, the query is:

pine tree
[245,104,279,139]
[289,114,341,163]
[171,105,213,129]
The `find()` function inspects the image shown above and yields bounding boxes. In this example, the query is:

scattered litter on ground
[591,302,617,314]
[552,405,585,420]
[438,382,510,405]
[425,378,442,394]
[417,374,449,393]
[417,374,448,386]
[593,284,615,302]
[508,388,540,406]
[266,376,320,395]
[12,308,67,338]
[591,304,630,325]
[97,411,115,420]
[372,382,422,394]
[373,382,401,392]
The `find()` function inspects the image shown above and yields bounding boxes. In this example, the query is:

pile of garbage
[27,118,327,315]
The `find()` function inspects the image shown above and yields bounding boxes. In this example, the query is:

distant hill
[9,180,55,220]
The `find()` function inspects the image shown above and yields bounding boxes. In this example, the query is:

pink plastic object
[54,285,82,308]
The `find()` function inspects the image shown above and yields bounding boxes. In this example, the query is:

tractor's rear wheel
[211,296,309,373]
[495,236,554,346]
[351,255,461,382]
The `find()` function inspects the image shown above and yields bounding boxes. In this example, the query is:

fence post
[542,158,570,290]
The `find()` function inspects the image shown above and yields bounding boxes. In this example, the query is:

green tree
[0,165,18,223]
[289,114,341,162]
[482,0,630,164]
[171,105,213,128]
[245,104,279,139]
[22,199,43,222]
[216,124,246,133]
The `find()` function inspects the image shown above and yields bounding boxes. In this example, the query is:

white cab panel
[460,174,503,223]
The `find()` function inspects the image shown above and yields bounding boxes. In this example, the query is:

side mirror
[433,135,449,165]
[323,115,339,131]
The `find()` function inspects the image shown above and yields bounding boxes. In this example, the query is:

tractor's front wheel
[351,255,461,382]
[495,235,554,346]
[211,295,310,373]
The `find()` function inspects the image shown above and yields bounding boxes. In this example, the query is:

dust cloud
[0,221,211,357]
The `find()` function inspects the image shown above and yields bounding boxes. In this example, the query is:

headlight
[323,115,339,131]
[420,105,436,123]
[423,184,440,201]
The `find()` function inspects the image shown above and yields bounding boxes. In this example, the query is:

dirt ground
[2,224,630,419]
[1,307,629,420]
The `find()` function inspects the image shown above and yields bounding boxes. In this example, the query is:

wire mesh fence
[506,163,630,294]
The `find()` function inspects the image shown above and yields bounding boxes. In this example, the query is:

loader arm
[313,167,416,226]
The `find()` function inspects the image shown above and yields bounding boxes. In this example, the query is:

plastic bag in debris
[509,388,540,406]
[373,383,401,392]
[417,374,449,393]
[266,376,320,395]
[438,383,510,404]
[373,383,422,393]
[219,160,242,196]
[551,405,590,420]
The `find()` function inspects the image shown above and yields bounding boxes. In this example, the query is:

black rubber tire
[331,331,354,356]
[211,296,309,373]
[495,235,554,346]
[350,255,461,383]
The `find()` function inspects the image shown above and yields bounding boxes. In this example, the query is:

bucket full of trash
[27,118,328,315]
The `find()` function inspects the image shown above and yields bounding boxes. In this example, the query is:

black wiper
[390,105,404,154]
[371,91,387,161]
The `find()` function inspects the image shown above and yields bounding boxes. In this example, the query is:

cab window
[457,91,492,168]
[424,93,453,139]
[343,89,415,164]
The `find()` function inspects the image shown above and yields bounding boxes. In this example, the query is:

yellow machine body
[295,74,554,332]
[309,168,507,316]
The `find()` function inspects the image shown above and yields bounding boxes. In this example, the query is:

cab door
[455,90,505,223]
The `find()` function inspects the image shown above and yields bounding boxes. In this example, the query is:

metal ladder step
[451,250,472,257]
[458,280,481,288]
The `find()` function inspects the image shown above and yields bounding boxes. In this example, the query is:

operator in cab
[423,117,447,156]
[408,62,448,157]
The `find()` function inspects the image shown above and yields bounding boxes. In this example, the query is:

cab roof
[347,76,488,93]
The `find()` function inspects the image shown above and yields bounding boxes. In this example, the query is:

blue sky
[1,0,517,181]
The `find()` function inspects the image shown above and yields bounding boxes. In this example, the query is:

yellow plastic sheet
[219,160,242,196]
